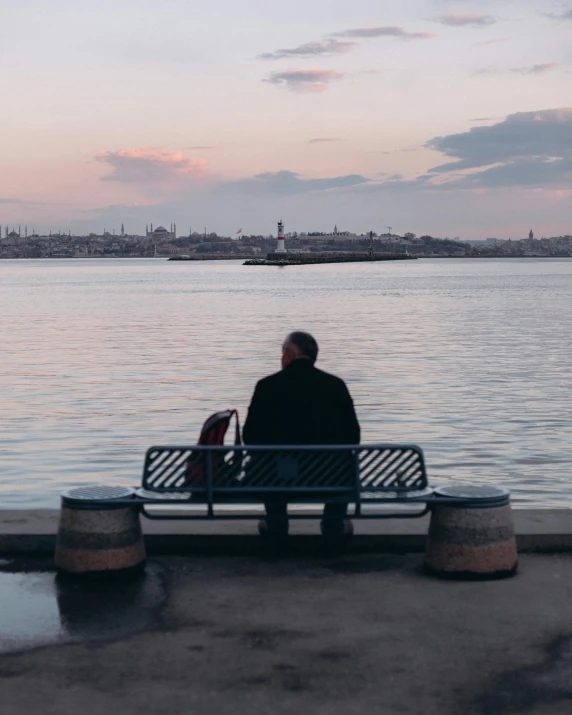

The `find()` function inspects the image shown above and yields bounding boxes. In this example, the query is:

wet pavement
[1,553,572,714]
[477,634,572,715]
[0,558,167,654]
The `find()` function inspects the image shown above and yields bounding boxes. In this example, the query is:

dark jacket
[243,359,360,446]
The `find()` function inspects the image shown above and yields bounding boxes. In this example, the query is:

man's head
[281,331,319,368]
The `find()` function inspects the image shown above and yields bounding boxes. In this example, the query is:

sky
[1,0,571,239]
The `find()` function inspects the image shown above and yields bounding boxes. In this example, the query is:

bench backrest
[142,444,428,494]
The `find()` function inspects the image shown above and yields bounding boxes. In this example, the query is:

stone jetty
[244,253,416,266]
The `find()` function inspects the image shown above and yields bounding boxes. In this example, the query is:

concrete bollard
[55,486,145,575]
[425,485,517,579]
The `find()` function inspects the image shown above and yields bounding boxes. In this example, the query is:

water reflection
[0,572,64,653]
[0,562,167,654]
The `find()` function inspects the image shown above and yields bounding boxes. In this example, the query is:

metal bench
[56,443,518,578]
[133,443,435,519]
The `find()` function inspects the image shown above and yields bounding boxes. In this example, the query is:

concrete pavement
[1,553,572,715]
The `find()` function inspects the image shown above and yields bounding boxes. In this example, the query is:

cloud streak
[227,170,368,195]
[332,26,436,41]
[546,9,572,20]
[309,137,342,144]
[473,37,510,47]
[349,108,572,194]
[511,62,559,75]
[475,62,558,76]
[95,148,206,182]
[435,14,496,27]
[264,69,343,93]
[259,39,357,60]
[422,107,572,188]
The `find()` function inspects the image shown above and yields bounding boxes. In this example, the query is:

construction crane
[386,226,392,237]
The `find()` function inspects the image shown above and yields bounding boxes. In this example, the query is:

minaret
[173,223,176,238]
[276,219,286,253]
[121,223,125,236]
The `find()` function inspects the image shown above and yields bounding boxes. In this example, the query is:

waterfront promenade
[2,509,572,715]
[1,549,572,715]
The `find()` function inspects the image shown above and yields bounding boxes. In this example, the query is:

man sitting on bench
[243,331,361,543]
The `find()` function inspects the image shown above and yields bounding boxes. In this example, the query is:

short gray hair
[285,331,319,363]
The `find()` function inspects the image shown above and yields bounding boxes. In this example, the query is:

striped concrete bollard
[55,486,145,575]
[425,485,517,579]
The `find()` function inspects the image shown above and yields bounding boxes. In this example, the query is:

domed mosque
[146,223,176,240]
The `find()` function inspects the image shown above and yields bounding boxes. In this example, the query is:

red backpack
[185,410,242,487]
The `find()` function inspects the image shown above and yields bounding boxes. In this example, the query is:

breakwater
[168,255,244,261]
[244,253,416,266]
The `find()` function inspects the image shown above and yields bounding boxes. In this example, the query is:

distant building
[529,229,534,240]
[146,224,177,241]
[305,226,360,241]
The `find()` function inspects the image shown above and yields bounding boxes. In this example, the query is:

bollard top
[435,484,510,506]
[62,485,135,505]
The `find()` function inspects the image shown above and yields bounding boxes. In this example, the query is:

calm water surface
[1,258,571,508]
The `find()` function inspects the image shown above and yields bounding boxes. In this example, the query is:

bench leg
[263,501,289,535]
[321,502,349,536]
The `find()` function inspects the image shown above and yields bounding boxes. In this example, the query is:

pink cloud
[264,69,343,93]
[95,148,206,182]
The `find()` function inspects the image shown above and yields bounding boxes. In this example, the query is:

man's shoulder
[312,366,349,390]
[254,364,350,393]
[254,369,284,390]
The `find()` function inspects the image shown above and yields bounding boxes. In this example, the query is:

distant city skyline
[1,221,564,243]
[1,0,571,238]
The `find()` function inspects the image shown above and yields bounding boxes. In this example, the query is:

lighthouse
[276,219,286,253]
